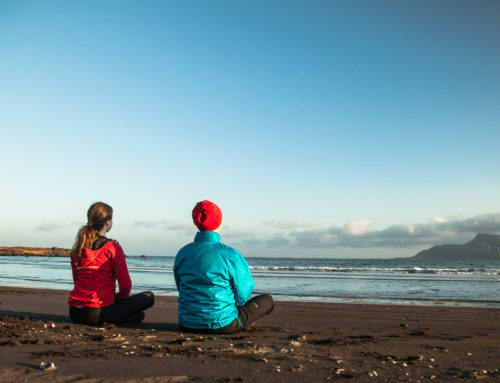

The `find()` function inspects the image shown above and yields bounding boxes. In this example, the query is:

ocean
[1,256,499,307]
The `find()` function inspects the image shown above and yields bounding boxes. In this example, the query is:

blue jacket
[173,231,254,329]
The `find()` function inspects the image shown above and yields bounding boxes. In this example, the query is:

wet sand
[1,286,499,382]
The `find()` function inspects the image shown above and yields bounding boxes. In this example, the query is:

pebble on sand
[40,362,57,371]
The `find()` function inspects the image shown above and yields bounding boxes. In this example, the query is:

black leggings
[69,291,155,325]
[180,294,274,334]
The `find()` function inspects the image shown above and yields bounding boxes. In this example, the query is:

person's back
[174,230,254,329]
[173,200,274,334]
[68,202,155,325]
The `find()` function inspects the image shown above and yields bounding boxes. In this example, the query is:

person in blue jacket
[173,200,274,334]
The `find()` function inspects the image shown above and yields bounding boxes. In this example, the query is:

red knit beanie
[192,200,222,231]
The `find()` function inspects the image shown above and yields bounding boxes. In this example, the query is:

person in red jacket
[68,202,154,325]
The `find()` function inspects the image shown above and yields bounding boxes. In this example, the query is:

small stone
[274,365,281,373]
[334,368,345,375]
[430,358,435,362]
[467,352,472,356]
[408,355,424,362]
[430,375,436,380]
[289,340,302,347]
[50,323,55,328]
[402,363,408,367]
[258,357,268,363]
[40,362,57,371]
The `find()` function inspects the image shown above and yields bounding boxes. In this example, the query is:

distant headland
[412,233,500,260]
[0,246,70,257]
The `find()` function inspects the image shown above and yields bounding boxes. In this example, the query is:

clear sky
[1,0,499,258]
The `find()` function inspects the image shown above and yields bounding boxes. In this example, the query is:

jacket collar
[194,231,221,242]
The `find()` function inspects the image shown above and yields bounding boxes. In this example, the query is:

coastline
[0,247,70,257]
[1,287,499,382]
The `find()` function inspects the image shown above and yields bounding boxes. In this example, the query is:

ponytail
[72,202,113,257]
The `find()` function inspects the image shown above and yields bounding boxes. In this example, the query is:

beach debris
[50,323,55,328]
[40,362,57,371]
[400,323,408,328]
[402,362,408,367]
[429,358,435,362]
[407,355,424,362]
[430,375,437,380]
[274,365,281,373]
[289,340,302,347]
[467,352,472,356]
[368,370,378,377]
[333,368,345,375]
[256,357,268,363]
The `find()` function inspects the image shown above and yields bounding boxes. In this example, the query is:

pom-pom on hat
[192,200,222,231]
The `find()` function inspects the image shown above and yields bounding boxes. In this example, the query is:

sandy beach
[0,287,499,382]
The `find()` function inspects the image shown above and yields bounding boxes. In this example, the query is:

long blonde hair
[72,202,113,257]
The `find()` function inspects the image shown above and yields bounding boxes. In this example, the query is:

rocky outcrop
[0,246,70,257]
[413,233,500,260]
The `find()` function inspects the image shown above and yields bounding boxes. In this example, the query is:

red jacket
[68,240,132,308]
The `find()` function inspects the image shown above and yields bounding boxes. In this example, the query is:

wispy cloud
[133,220,192,231]
[35,222,65,231]
[263,219,309,230]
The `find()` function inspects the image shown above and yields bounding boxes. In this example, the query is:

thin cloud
[133,220,192,231]
[35,222,65,231]
[263,219,309,230]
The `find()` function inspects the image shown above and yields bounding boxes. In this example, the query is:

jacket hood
[72,244,111,266]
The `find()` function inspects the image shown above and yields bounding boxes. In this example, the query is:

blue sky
[1,0,499,258]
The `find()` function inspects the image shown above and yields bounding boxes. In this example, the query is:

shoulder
[217,242,246,262]
[102,239,124,257]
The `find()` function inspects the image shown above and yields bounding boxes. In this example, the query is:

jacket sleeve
[112,244,132,300]
[70,255,78,284]
[173,257,180,290]
[230,250,254,306]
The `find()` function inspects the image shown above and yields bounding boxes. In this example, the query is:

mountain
[0,246,70,257]
[413,233,500,260]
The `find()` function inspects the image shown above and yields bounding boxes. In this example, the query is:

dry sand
[1,286,499,382]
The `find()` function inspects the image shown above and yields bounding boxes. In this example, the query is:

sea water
[0,256,499,307]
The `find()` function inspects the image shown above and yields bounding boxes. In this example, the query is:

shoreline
[1,286,499,382]
[2,283,500,308]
